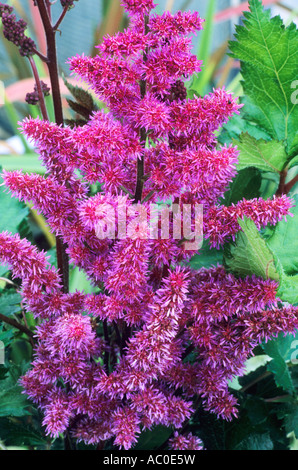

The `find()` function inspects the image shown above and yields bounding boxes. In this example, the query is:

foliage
[189,0,298,450]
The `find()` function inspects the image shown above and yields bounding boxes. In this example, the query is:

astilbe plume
[1,0,298,450]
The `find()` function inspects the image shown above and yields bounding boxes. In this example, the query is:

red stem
[35,0,69,293]
[53,5,69,31]
[28,56,49,121]
[134,15,149,203]
[284,174,298,194]
[0,312,34,339]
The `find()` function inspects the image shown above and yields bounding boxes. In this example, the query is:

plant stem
[35,0,69,294]
[134,14,149,203]
[56,236,69,294]
[31,47,48,62]
[28,56,49,121]
[0,312,34,339]
[284,174,298,194]
[240,370,272,393]
[276,168,287,196]
[103,320,110,372]
[53,5,69,31]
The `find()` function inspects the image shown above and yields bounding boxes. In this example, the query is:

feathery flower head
[121,0,157,15]
[169,431,204,450]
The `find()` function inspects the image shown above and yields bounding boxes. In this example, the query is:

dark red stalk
[134,14,149,203]
[277,169,298,196]
[284,174,298,194]
[0,312,34,339]
[35,0,69,294]
[28,56,49,121]
[53,5,69,31]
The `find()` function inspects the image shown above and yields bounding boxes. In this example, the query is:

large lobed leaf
[233,133,289,174]
[229,0,298,155]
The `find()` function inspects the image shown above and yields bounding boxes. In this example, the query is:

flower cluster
[25,81,51,106]
[0,0,298,451]
[0,3,36,56]
[169,431,204,450]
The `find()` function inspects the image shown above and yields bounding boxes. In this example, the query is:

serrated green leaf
[224,216,279,280]
[0,367,30,417]
[262,334,295,393]
[233,133,288,173]
[233,432,274,451]
[0,291,22,317]
[229,0,298,154]
[218,107,272,146]
[276,271,298,305]
[0,418,46,447]
[0,328,14,347]
[63,75,97,112]
[0,385,30,417]
[267,194,298,275]
[66,98,92,120]
[277,403,298,438]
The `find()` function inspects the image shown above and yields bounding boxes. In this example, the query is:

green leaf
[262,333,295,393]
[277,403,298,438]
[267,194,298,275]
[233,133,288,173]
[0,418,46,447]
[188,239,223,270]
[66,99,91,121]
[218,107,271,146]
[233,432,274,451]
[63,75,98,113]
[224,216,279,280]
[287,154,298,170]
[0,291,22,317]
[0,386,30,417]
[0,177,29,235]
[276,271,298,305]
[221,167,262,206]
[0,364,30,417]
[134,425,172,450]
[229,0,298,154]
[0,328,14,347]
